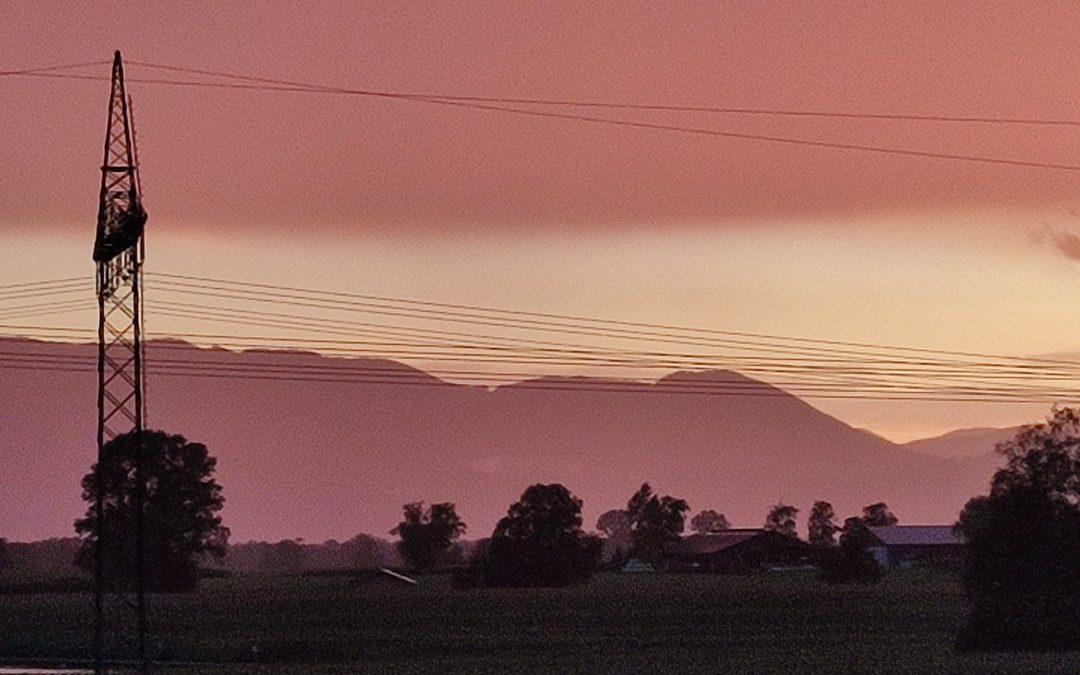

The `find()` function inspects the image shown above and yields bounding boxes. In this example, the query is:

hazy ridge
[0,338,1003,542]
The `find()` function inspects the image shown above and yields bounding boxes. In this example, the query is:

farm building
[863,525,965,568]
[670,529,814,573]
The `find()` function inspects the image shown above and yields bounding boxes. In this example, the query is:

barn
[671,529,814,573]
[864,525,965,568]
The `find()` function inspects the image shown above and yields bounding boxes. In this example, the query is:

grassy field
[3,569,1080,673]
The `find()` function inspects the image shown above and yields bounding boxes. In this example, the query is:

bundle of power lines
[5,58,1080,172]
[3,273,1080,404]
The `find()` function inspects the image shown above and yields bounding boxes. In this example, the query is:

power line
[7,274,1079,391]
[133,284,1080,396]
[0,356,1019,397]
[0,286,88,304]
[108,280,1080,383]
[1,349,1073,403]
[12,61,1080,172]
[4,340,1076,390]
[5,323,1079,402]
[11,59,1080,129]
[0,60,109,77]
[7,274,1080,402]
[0,302,95,322]
[145,272,1080,369]
[124,60,1080,129]
[17,324,1058,389]
[12,297,1080,396]
[0,276,86,292]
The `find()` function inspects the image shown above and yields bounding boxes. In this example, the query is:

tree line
[62,406,1080,650]
[390,482,907,588]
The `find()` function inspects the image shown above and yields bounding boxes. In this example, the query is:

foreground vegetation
[4,569,1080,673]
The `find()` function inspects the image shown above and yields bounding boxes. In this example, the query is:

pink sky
[4,2,1080,232]
[4,2,1080,443]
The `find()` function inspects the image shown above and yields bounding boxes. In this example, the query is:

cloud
[1053,232,1080,262]
[5,2,1080,235]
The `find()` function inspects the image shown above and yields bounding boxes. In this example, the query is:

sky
[5,2,1080,440]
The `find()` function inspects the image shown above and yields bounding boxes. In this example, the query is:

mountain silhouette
[0,338,1002,543]
[902,427,1019,460]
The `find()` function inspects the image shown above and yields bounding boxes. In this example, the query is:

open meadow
[3,569,1080,673]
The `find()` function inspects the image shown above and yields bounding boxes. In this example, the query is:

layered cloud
[4,2,1080,236]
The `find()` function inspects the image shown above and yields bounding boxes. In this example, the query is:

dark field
[3,570,1080,673]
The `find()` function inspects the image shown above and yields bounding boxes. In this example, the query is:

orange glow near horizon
[3,210,1078,442]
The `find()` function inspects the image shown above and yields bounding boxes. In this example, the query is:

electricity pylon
[92,50,149,673]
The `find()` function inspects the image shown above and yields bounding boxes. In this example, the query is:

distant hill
[0,338,1005,543]
[902,427,1020,460]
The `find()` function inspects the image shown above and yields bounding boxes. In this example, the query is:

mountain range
[0,338,1010,543]
[902,427,1019,459]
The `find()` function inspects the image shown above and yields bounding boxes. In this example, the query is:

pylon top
[93,50,147,264]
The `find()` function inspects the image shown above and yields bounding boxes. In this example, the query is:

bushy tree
[391,502,466,572]
[597,509,631,537]
[818,525,883,584]
[690,509,731,534]
[956,408,1080,650]
[860,502,898,527]
[482,484,601,587]
[74,430,228,592]
[626,483,689,564]
[840,517,869,542]
[808,501,837,547]
[764,503,799,539]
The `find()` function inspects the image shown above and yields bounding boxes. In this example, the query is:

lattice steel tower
[92,50,149,673]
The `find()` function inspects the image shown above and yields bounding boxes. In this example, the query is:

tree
[0,538,8,570]
[626,483,689,564]
[860,502,898,527]
[808,501,837,547]
[818,525,883,584]
[482,484,600,587]
[764,503,799,538]
[74,430,229,592]
[597,509,631,538]
[390,501,466,572]
[955,408,1080,650]
[690,509,731,534]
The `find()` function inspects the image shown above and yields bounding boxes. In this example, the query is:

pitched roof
[867,525,963,546]
[678,529,769,556]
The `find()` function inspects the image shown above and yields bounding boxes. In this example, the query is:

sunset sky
[6,2,1080,440]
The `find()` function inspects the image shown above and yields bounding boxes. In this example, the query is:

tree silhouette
[819,524,883,584]
[808,501,838,546]
[956,408,1080,650]
[0,538,8,570]
[483,483,600,587]
[860,502,898,527]
[626,483,689,564]
[690,509,731,534]
[391,501,466,572]
[74,430,228,592]
[764,503,799,539]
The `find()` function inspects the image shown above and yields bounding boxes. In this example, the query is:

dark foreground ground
[3,569,1080,673]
